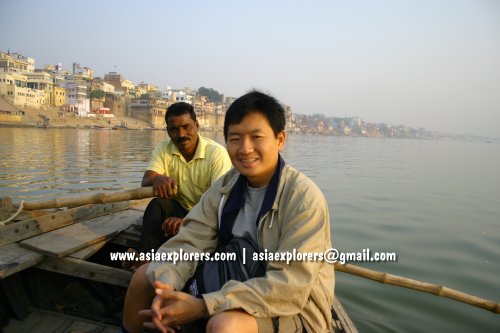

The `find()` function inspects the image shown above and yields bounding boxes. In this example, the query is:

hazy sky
[2,0,499,137]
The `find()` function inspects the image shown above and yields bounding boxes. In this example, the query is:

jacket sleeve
[146,183,221,290]
[202,178,333,318]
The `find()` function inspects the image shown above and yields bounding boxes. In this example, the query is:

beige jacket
[148,164,335,332]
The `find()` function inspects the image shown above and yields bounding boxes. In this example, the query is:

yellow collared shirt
[147,134,232,210]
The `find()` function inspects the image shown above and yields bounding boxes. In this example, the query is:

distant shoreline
[1,122,497,143]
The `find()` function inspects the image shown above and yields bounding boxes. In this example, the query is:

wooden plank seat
[0,203,147,284]
[0,202,134,248]
[19,209,143,258]
[0,243,44,279]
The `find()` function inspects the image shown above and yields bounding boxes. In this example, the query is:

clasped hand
[140,281,209,333]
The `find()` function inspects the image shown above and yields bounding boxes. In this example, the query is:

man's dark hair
[165,102,197,125]
[224,91,285,140]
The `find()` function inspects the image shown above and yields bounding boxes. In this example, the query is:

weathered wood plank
[15,209,51,221]
[0,197,13,209]
[333,298,358,333]
[0,197,24,226]
[0,243,45,279]
[20,209,143,258]
[0,208,12,221]
[120,225,142,238]
[0,201,137,248]
[4,309,119,333]
[129,203,149,212]
[110,225,141,248]
[60,319,104,333]
[129,198,152,208]
[36,257,132,288]
[109,235,130,248]
[1,275,31,320]
[68,240,108,260]
[4,310,72,333]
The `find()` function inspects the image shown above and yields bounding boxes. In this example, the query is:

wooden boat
[0,196,358,333]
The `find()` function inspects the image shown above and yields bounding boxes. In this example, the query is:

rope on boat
[0,200,24,226]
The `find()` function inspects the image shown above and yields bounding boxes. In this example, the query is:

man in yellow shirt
[139,102,232,253]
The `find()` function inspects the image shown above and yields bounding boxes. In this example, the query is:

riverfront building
[0,49,294,132]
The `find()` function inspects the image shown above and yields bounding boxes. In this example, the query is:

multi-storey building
[0,51,35,73]
[0,51,44,109]
[52,85,66,107]
[26,72,53,105]
[283,104,299,132]
[163,87,193,104]
[65,80,89,116]
[103,93,128,117]
[92,78,116,94]
[0,70,44,108]
[138,82,159,92]
[104,72,134,94]
[133,86,147,98]
[72,62,93,80]
[130,97,168,128]
[191,95,206,113]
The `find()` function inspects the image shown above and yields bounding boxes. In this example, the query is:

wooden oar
[22,187,155,210]
[334,262,500,314]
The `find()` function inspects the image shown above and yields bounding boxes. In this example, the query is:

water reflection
[1,128,499,332]
[0,128,229,200]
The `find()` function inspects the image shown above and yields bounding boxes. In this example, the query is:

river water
[1,128,499,332]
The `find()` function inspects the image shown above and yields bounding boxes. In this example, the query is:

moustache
[176,137,189,143]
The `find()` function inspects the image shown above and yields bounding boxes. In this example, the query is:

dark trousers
[138,198,188,252]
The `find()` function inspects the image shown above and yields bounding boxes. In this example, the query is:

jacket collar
[219,154,285,244]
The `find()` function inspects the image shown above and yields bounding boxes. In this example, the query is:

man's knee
[142,199,178,229]
[146,197,178,215]
[140,199,171,251]
[206,311,258,333]
[144,198,164,218]
[128,263,154,295]
[123,264,155,333]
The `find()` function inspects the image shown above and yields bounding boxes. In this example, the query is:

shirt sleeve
[209,146,232,184]
[147,141,168,175]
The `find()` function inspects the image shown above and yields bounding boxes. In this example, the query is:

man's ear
[277,131,286,150]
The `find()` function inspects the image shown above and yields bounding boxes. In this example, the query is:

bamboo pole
[19,188,500,314]
[334,262,500,314]
[23,187,155,211]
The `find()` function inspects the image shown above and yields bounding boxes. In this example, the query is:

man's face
[166,113,199,156]
[226,112,285,187]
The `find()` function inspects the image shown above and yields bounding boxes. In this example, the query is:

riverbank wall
[0,97,150,130]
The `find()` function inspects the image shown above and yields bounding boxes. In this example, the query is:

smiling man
[138,102,231,255]
[122,91,334,333]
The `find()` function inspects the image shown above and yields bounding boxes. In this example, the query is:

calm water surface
[1,128,499,332]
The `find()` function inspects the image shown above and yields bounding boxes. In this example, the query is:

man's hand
[152,174,178,199]
[162,217,183,237]
[140,281,208,333]
[139,282,178,333]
